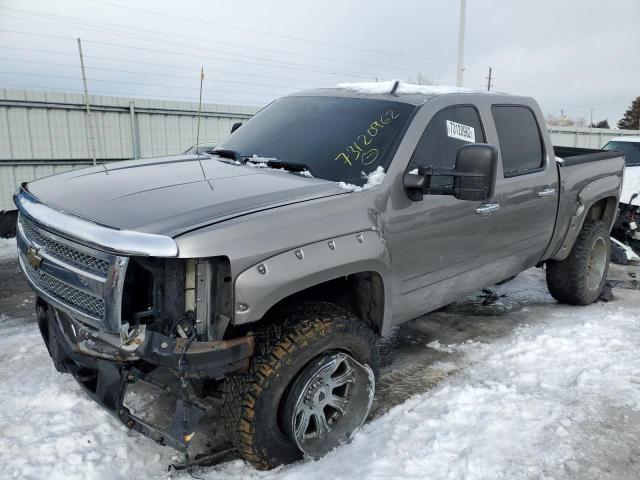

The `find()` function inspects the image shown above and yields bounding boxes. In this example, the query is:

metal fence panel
[0,88,259,162]
[0,163,93,211]
[548,126,639,148]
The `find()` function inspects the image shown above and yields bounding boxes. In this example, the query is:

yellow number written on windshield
[334,109,401,167]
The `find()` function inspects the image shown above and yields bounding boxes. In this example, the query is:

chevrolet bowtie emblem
[26,247,43,269]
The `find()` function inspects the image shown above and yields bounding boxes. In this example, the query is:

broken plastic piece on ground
[610,237,640,265]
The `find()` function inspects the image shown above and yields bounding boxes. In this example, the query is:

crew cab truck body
[14,83,625,469]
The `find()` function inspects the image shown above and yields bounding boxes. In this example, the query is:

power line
[0,7,456,79]
[0,83,264,106]
[488,66,630,103]
[87,0,485,69]
[0,47,330,85]
[0,58,331,90]
[0,28,401,80]
[0,71,292,97]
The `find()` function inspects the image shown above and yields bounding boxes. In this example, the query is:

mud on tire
[221,301,379,470]
[546,220,610,305]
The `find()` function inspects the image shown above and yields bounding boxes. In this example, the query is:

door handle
[538,188,556,197]
[475,203,500,215]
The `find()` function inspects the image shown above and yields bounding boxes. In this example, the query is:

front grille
[23,258,106,319]
[20,216,110,276]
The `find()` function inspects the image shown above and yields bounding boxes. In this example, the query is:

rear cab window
[491,106,545,177]
[409,105,486,188]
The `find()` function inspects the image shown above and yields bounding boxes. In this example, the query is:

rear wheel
[221,302,379,470]
[546,220,610,305]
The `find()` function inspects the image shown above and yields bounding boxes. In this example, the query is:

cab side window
[492,106,544,177]
[410,106,486,188]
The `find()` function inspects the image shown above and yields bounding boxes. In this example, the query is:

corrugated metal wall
[0,88,259,161]
[0,163,89,211]
[548,125,639,149]
[0,88,260,211]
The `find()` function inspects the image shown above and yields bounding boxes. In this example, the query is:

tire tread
[546,220,609,305]
[221,301,378,470]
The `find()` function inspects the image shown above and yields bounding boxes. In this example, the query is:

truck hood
[26,155,347,236]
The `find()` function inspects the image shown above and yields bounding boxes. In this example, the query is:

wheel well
[585,196,617,227]
[258,272,385,335]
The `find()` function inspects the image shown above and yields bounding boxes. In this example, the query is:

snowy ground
[1,248,640,479]
[0,237,17,260]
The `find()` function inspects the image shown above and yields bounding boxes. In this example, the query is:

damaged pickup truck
[14,82,625,470]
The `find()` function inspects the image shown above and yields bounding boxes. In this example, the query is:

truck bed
[554,146,622,167]
[546,147,625,261]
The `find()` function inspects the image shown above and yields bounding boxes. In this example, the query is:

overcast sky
[1,0,638,125]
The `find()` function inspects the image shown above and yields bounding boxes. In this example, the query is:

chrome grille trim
[21,256,105,319]
[16,210,129,333]
[20,216,111,276]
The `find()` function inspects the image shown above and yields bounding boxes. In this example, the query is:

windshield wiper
[211,148,242,160]
[261,159,311,174]
[244,156,313,174]
[214,150,313,175]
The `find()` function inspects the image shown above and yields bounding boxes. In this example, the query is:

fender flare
[233,230,392,327]
[551,175,620,261]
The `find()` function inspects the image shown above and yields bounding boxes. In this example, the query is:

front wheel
[546,220,610,305]
[221,302,379,470]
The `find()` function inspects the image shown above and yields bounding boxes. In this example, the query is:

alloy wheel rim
[587,237,607,291]
[286,352,374,458]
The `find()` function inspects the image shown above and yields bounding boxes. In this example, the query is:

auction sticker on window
[446,120,475,143]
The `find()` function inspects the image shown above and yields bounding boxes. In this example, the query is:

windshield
[218,96,416,185]
[603,140,640,166]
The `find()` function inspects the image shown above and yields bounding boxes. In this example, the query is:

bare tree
[546,113,587,127]
[407,72,436,85]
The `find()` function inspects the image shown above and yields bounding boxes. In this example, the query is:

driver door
[384,104,503,324]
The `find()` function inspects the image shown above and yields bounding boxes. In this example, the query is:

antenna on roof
[390,80,400,96]
[195,66,204,155]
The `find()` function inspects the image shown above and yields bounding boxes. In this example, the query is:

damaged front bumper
[36,300,254,451]
[613,201,640,246]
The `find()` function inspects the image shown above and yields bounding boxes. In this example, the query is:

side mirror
[453,144,498,201]
[403,143,497,202]
[231,122,242,134]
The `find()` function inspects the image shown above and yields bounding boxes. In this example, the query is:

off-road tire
[221,302,379,470]
[546,220,610,305]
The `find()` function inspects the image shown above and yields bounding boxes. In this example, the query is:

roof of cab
[290,80,508,105]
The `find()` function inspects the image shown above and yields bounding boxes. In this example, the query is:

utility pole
[456,0,466,87]
[77,38,96,166]
[486,67,492,91]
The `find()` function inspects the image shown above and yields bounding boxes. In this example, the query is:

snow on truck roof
[335,80,478,96]
[291,80,520,106]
